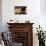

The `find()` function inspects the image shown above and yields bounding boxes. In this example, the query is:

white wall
[2,0,40,31]
[40,0,46,13]
[40,0,46,31]
[0,0,2,32]
[2,0,46,46]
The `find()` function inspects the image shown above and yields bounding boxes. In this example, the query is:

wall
[40,0,46,31]
[2,0,40,31]
[0,0,2,32]
[2,0,46,46]
[40,0,46,13]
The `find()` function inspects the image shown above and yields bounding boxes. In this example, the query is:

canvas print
[14,6,27,14]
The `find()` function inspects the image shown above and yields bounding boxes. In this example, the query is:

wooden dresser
[7,23,34,46]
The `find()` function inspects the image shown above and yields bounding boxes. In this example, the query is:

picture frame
[14,6,27,14]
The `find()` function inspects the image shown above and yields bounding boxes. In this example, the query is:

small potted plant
[36,25,45,46]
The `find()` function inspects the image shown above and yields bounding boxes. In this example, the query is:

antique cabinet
[7,23,34,46]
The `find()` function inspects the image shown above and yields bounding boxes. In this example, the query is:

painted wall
[2,0,46,46]
[0,0,2,32]
[40,0,46,31]
[2,0,40,31]
[40,0,46,13]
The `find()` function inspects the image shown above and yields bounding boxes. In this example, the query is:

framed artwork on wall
[14,6,27,14]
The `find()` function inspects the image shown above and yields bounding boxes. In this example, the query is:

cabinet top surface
[7,23,34,25]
